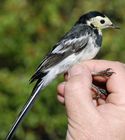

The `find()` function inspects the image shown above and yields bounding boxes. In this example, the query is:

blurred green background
[0,0,125,139]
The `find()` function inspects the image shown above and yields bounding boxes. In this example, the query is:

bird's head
[77,11,119,30]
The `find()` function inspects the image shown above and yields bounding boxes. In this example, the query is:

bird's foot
[92,84,108,99]
[91,68,115,99]
[92,68,115,77]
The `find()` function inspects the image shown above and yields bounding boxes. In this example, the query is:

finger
[57,82,65,97]
[98,98,106,105]
[64,64,98,116]
[81,60,125,105]
[82,60,124,93]
[57,95,65,104]
[93,98,106,107]
[81,60,117,72]
[92,75,108,82]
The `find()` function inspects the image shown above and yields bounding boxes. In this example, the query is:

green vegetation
[0,0,125,139]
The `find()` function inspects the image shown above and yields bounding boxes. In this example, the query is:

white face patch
[87,16,113,29]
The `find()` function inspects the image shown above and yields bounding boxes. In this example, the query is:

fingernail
[60,82,66,86]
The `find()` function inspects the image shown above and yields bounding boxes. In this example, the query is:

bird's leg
[92,68,115,77]
[91,68,115,99]
[91,84,107,99]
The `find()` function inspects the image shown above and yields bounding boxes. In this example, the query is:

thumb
[64,64,98,119]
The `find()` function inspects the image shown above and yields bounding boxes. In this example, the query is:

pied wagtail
[6,11,119,140]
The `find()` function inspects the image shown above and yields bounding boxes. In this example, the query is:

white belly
[54,42,100,74]
[43,37,101,85]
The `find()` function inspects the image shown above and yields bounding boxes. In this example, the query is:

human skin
[57,60,125,140]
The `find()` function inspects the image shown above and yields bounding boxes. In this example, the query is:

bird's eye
[100,19,105,24]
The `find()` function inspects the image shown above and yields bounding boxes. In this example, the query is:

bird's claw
[92,68,115,77]
[92,84,107,100]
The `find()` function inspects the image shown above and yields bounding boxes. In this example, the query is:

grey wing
[30,24,92,83]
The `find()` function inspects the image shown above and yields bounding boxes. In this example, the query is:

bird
[6,11,119,140]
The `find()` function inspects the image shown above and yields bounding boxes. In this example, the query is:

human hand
[57,60,125,140]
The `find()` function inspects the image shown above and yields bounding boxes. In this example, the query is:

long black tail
[6,81,44,140]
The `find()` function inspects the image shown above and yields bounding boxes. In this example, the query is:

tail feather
[30,71,47,83]
[31,79,43,95]
[6,81,44,140]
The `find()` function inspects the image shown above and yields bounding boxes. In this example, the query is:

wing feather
[30,24,92,82]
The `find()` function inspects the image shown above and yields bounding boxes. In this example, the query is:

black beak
[110,24,120,29]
